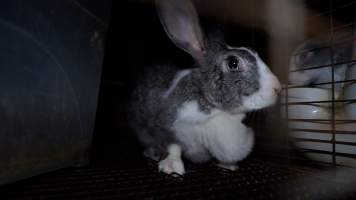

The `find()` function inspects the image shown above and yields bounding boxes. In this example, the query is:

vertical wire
[285,0,292,166]
[284,83,295,164]
[286,55,291,165]
[329,0,337,165]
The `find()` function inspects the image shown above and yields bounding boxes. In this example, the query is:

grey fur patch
[197,43,260,111]
[289,37,351,94]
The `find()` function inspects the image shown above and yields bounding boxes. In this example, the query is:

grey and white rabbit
[128,0,281,175]
[289,34,352,99]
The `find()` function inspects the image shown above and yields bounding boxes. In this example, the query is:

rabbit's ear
[156,0,206,59]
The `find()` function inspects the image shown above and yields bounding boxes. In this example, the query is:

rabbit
[128,0,281,175]
[288,35,352,100]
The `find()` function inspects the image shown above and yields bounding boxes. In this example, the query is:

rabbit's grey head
[289,39,350,94]
[156,0,281,113]
[288,41,330,85]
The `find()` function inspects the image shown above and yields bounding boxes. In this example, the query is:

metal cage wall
[282,0,356,167]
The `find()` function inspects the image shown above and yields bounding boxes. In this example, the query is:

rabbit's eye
[226,56,240,70]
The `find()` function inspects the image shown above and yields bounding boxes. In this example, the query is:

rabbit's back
[130,65,177,122]
[128,64,194,148]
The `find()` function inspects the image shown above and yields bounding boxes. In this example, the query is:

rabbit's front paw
[158,158,185,175]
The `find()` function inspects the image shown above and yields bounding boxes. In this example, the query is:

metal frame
[282,0,356,167]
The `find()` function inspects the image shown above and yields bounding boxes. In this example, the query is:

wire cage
[280,0,356,168]
[1,0,356,200]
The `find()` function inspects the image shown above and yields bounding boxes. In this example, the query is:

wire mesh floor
[1,157,355,200]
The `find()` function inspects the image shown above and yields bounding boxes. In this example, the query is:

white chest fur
[172,101,254,164]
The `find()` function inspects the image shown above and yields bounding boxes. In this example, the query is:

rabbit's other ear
[156,0,206,60]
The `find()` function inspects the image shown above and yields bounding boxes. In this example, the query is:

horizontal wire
[293,137,356,146]
[291,59,356,72]
[290,128,356,135]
